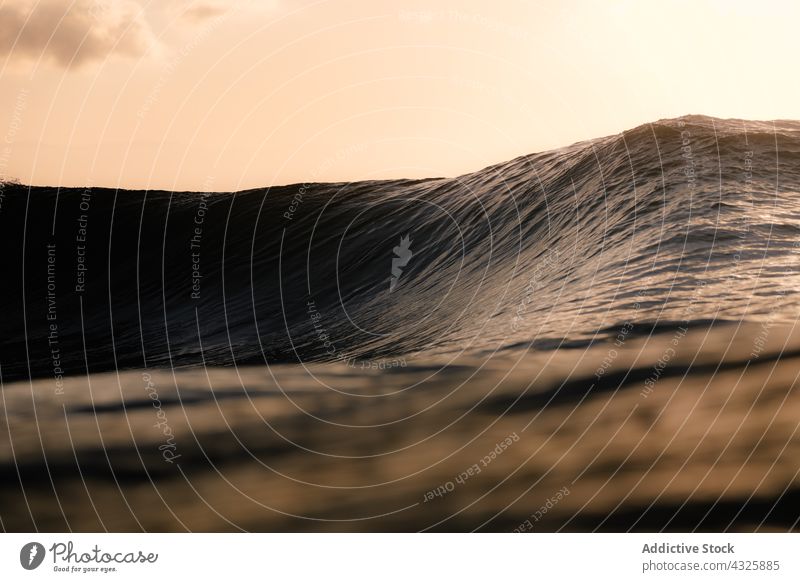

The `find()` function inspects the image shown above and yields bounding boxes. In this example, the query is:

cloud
[177,0,279,24]
[181,1,228,23]
[0,0,157,69]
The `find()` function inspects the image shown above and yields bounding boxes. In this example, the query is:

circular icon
[19,542,46,570]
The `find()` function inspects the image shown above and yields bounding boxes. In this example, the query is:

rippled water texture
[1,116,799,531]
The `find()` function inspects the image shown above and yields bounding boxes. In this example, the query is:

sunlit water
[1,116,799,531]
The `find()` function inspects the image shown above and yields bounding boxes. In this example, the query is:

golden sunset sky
[1,0,798,190]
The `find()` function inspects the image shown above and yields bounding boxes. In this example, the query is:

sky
[1,0,799,191]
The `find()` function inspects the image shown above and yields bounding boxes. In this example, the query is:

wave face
[2,115,800,381]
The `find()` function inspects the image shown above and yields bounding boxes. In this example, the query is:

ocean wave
[2,115,800,381]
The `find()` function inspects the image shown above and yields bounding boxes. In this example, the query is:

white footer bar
[1,533,796,581]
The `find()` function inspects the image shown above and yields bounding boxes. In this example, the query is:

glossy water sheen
[1,116,799,531]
